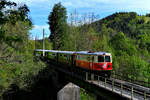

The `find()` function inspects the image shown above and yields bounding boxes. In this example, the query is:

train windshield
[98,56,104,62]
[98,56,111,62]
[105,56,110,62]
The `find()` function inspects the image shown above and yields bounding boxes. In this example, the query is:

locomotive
[34,49,112,77]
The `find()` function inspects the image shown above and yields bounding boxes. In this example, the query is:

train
[34,49,112,77]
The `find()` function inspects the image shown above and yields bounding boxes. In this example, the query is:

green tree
[146,13,150,17]
[48,2,67,50]
[110,32,137,56]
[0,3,32,52]
[61,26,79,51]
[0,0,16,25]
[137,33,150,49]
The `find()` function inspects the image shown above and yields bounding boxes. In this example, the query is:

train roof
[75,51,111,56]
[35,49,58,52]
[35,49,74,54]
[35,49,111,56]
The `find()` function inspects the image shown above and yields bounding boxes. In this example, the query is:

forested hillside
[94,12,150,76]
[55,12,150,83]
[94,12,150,81]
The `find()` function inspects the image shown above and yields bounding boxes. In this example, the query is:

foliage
[110,32,137,56]
[35,38,52,50]
[48,2,67,50]
[61,26,80,51]
[0,0,46,96]
[57,11,150,83]
[80,88,96,100]
[0,0,16,25]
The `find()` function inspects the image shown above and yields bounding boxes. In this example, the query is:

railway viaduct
[2,56,150,100]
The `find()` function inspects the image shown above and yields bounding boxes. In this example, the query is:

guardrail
[111,71,150,88]
[84,72,150,100]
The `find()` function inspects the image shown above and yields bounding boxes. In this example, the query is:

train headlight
[102,63,107,69]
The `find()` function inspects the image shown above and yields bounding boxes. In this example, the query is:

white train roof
[75,51,111,56]
[35,49,58,53]
[35,49,111,56]
[35,49,74,54]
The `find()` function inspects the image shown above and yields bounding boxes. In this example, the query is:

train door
[72,54,76,67]
[91,56,94,70]
[88,55,94,70]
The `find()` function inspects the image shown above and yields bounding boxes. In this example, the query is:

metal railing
[111,71,150,88]
[84,72,150,100]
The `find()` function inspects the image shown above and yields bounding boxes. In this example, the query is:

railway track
[87,74,150,100]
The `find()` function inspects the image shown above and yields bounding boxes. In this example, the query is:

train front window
[98,56,104,62]
[105,56,110,62]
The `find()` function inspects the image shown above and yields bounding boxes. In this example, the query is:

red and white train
[34,49,112,77]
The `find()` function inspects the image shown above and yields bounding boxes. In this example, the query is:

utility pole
[91,12,95,23]
[70,13,73,26]
[35,36,37,50]
[43,29,45,56]
[88,12,91,24]
[83,13,87,24]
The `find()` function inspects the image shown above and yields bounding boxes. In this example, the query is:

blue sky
[11,0,150,39]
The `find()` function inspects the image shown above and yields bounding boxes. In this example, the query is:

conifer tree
[48,2,67,50]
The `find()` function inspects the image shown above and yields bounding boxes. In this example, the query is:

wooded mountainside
[55,12,150,83]
[93,12,150,81]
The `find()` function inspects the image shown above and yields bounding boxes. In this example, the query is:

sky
[11,0,150,39]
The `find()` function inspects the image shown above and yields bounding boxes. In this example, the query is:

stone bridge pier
[57,83,80,100]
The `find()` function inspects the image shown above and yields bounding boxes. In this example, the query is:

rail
[111,71,150,88]
[84,72,150,100]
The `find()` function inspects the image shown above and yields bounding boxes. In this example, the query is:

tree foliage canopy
[0,0,46,96]
[48,2,67,50]
[55,10,150,83]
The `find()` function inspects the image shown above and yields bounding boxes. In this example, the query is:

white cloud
[33,25,49,30]
[63,2,73,7]
[11,0,150,10]
[10,0,30,4]
[87,0,150,4]
[55,0,150,11]
[30,25,50,39]
[10,0,51,6]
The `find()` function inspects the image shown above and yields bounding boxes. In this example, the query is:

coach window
[78,55,80,60]
[105,56,110,62]
[98,56,104,62]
